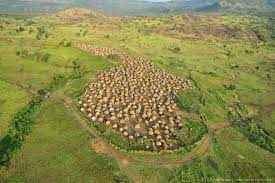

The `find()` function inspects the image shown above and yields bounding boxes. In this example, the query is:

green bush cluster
[0,97,43,167]
[175,120,208,147]
[0,73,68,167]
[228,101,275,153]
[70,59,86,79]
[59,39,72,47]
[113,172,131,183]
[176,89,204,113]
[16,48,32,58]
[34,52,50,63]
[169,158,218,183]
[76,29,88,37]
[36,26,49,40]
[15,26,25,33]
[16,49,51,63]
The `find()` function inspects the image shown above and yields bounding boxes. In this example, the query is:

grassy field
[0,9,275,182]
[0,80,29,138]
[1,100,124,183]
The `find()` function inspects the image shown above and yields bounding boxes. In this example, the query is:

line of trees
[0,73,68,167]
[228,101,275,153]
[0,96,43,167]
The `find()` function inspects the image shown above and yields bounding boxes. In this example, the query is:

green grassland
[0,80,29,138]
[0,9,275,182]
[2,100,125,183]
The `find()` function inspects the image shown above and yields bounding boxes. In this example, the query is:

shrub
[36,26,48,40]
[16,48,31,58]
[76,29,88,37]
[113,172,131,183]
[176,89,203,113]
[175,120,208,146]
[70,59,86,79]
[169,159,217,183]
[35,52,50,63]
[28,27,34,34]
[59,39,71,47]
[48,73,67,90]
[16,26,25,33]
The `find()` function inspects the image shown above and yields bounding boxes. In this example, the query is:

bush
[175,120,208,146]
[36,26,49,40]
[113,172,131,183]
[76,29,88,37]
[169,159,218,183]
[48,74,67,90]
[176,89,203,113]
[35,52,50,63]
[59,39,71,47]
[70,59,86,79]
[16,26,25,33]
[16,48,32,58]
[28,27,34,34]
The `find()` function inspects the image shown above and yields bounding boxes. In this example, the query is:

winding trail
[1,46,232,182]
[209,122,231,135]
[67,45,232,167]
[55,92,207,166]
[55,91,231,183]
[53,86,230,169]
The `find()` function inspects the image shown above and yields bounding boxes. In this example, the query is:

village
[76,43,192,150]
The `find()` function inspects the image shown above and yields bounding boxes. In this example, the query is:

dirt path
[209,122,231,134]
[55,92,216,166]
[69,45,233,181]
[55,92,214,183]
[0,77,37,95]
[1,49,231,182]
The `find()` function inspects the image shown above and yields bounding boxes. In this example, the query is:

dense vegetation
[0,96,42,167]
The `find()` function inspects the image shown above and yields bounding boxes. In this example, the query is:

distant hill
[219,0,268,9]
[0,0,274,16]
[168,0,275,12]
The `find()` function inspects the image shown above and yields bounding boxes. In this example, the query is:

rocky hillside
[54,8,106,21]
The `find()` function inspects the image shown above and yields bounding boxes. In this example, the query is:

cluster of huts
[76,43,191,150]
